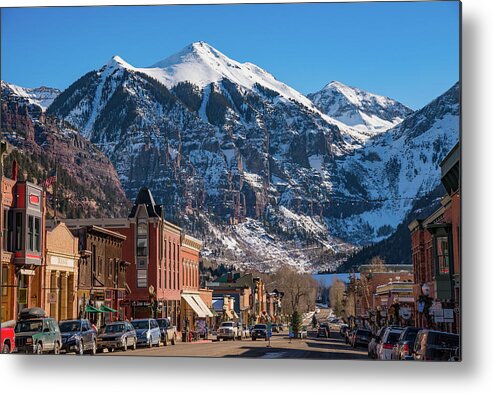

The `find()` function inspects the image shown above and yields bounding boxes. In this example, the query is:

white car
[217,321,239,341]
[377,327,404,360]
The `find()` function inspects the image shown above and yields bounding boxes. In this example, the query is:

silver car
[131,319,161,347]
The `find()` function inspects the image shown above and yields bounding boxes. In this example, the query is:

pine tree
[291,311,301,337]
[311,314,318,329]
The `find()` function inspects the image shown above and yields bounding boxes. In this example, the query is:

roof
[128,187,163,218]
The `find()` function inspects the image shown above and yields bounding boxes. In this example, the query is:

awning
[85,305,103,313]
[100,305,117,313]
[182,293,213,318]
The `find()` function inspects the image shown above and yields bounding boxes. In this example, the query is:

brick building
[1,159,45,322]
[408,143,460,333]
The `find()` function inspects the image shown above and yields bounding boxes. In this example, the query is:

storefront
[181,292,213,340]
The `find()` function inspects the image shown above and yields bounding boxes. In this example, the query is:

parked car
[97,321,137,352]
[217,321,239,341]
[155,318,177,346]
[317,323,330,338]
[271,324,280,333]
[391,327,421,360]
[131,319,161,347]
[413,329,460,361]
[59,319,97,355]
[377,327,404,360]
[251,324,268,341]
[0,320,16,354]
[368,327,386,359]
[14,308,62,354]
[351,329,372,348]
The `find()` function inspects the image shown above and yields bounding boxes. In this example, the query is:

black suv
[413,329,460,361]
[59,319,98,355]
[14,307,62,354]
[251,324,268,341]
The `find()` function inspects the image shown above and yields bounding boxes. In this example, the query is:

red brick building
[1,158,45,322]
[409,143,460,333]
[63,187,208,330]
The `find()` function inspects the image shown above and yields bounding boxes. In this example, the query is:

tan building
[33,222,79,320]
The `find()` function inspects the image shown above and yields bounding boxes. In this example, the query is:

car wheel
[53,341,60,355]
[164,335,169,346]
[36,342,43,355]
[77,340,84,355]
[2,342,10,354]
[252,337,256,341]
[90,339,97,355]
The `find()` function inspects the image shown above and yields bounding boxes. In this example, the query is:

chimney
[12,160,18,181]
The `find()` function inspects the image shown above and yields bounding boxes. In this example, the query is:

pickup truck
[156,318,177,345]
[1,320,16,353]
[217,321,239,341]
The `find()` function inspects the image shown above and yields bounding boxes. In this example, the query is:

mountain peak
[104,55,134,71]
[308,81,413,135]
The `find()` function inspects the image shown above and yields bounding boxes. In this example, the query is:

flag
[42,169,57,189]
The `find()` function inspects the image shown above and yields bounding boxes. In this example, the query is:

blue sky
[1,1,459,109]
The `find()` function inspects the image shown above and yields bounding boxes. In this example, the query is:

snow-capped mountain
[308,81,413,141]
[326,82,459,245]
[44,41,459,271]
[1,80,60,111]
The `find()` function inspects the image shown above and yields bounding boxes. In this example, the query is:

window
[137,259,147,269]
[34,217,40,252]
[137,269,147,288]
[137,238,147,256]
[98,256,103,275]
[108,258,113,277]
[27,216,34,252]
[436,236,450,274]
[1,266,7,296]
[3,209,8,251]
[137,222,147,235]
[15,212,23,251]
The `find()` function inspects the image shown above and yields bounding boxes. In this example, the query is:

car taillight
[403,343,409,353]
[383,343,394,350]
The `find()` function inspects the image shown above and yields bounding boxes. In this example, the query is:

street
[98,308,367,359]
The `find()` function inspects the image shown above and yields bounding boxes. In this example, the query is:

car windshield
[15,320,43,333]
[387,332,402,344]
[59,321,81,333]
[104,324,125,333]
[131,320,150,329]
[254,324,267,329]
[405,330,419,341]
[156,319,169,328]
[221,322,234,327]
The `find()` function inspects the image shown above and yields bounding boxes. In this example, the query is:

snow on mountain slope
[1,81,60,110]
[308,81,413,141]
[326,82,459,245]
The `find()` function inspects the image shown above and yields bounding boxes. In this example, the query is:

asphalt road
[98,309,367,359]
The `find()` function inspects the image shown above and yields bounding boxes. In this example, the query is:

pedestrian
[288,324,293,343]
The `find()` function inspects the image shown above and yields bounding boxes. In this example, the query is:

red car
[1,320,16,354]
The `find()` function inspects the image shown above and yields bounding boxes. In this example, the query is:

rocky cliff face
[43,42,459,271]
[1,81,131,219]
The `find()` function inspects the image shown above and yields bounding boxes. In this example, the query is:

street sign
[48,292,57,304]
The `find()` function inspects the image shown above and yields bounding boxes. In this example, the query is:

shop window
[137,269,147,288]
[436,236,450,274]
